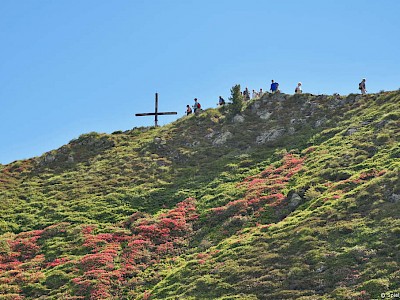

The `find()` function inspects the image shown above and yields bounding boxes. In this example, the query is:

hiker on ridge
[252,89,258,99]
[295,82,302,94]
[193,98,201,113]
[218,96,225,106]
[359,78,366,95]
[244,87,250,101]
[270,80,279,93]
[186,105,192,115]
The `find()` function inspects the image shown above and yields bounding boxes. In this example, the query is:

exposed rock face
[256,128,285,144]
[44,154,56,163]
[315,117,327,128]
[205,130,216,139]
[233,115,245,123]
[38,134,115,167]
[258,110,273,120]
[289,193,302,208]
[345,128,358,136]
[389,193,400,203]
[213,131,233,146]
[154,137,162,144]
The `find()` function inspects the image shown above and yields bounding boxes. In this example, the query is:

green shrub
[360,278,390,296]
[376,133,390,145]
[229,84,244,115]
[45,270,71,289]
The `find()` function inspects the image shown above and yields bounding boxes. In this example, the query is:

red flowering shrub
[71,198,198,299]
[0,199,199,299]
[46,257,70,268]
[208,154,305,228]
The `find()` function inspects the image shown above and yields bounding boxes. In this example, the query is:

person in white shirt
[295,82,302,94]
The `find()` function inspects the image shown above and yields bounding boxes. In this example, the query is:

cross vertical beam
[155,92,159,127]
[135,93,177,127]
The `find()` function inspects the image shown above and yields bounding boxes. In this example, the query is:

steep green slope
[0,91,399,299]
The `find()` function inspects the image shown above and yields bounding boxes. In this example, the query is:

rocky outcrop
[38,133,115,167]
[213,131,233,146]
[256,128,285,144]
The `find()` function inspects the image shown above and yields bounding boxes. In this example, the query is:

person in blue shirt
[270,80,279,93]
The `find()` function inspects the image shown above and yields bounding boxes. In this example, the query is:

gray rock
[360,120,372,126]
[256,128,285,144]
[213,131,233,145]
[316,265,326,273]
[271,93,287,102]
[389,193,400,203]
[205,130,216,139]
[251,102,261,112]
[258,110,273,120]
[315,118,326,128]
[233,115,245,123]
[44,154,56,163]
[375,120,387,129]
[345,128,358,136]
[289,193,302,208]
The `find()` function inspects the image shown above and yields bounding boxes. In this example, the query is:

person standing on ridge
[186,105,192,115]
[193,98,201,113]
[295,82,302,94]
[218,96,225,106]
[359,78,367,95]
[244,87,250,101]
[270,80,279,93]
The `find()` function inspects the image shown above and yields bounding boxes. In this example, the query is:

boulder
[289,193,302,208]
[256,128,285,144]
[233,115,245,123]
[389,193,400,203]
[258,110,273,120]
[213,131,233,146]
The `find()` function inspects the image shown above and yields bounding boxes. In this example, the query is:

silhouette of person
[359,78,366,95]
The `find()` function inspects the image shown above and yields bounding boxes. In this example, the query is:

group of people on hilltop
[245,80,299,100]
[185,98,201,115]
[185,78,367,116]
[267,79,303,95]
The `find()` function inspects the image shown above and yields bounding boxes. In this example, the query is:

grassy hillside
[0,91,399,299]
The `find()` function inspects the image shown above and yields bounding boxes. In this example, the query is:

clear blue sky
[1,0,399,164]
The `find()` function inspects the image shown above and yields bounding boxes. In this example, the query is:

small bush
[305,186,322,201]
[360,278,390,296]
[229,84,244,115]
[375,133,390,145]
[45,270,72,289]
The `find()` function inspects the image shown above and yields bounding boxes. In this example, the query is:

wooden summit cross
[135,93,177,127]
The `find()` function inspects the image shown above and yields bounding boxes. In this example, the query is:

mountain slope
[0,91,399,299]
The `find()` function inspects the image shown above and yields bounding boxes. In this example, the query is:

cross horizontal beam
[135,112,177,116]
